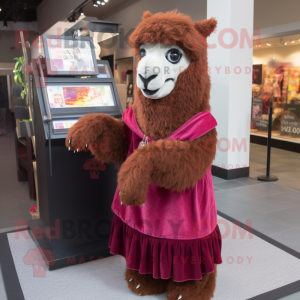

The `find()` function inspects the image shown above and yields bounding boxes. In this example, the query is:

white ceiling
[82,0,131,20]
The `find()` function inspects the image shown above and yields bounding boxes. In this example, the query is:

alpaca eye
[166,49,182,64]
[140,48,146,59]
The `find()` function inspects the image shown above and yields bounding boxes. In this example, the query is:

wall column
[207,0,254,179]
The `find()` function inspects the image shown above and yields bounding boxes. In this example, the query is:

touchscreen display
[53,120,78,130]
[47,85,115,108]
[46,38,96,74]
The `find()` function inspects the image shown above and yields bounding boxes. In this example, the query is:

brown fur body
[66,10,218,300]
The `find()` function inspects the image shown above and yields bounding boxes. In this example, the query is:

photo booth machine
[28,20,122,270]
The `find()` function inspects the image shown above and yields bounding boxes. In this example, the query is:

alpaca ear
[194,18,217,38]
[142,11,152,21]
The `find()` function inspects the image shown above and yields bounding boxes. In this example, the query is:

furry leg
[166,266,217,300]
[125,268,169,296]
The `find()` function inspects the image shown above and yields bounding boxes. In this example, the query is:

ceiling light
[93,0,99,7]
[280,38,285,45]
[3,20,7,28]
[258,45,261,47]
[273,57,275,59]
[284,42,287,45]
[291,40,295,43]
[104,0,109,2]
[266,43,271,46]
[79,8,84,15]
[0,8,2,11]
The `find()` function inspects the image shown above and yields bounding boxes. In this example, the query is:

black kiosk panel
[29,36,121,270]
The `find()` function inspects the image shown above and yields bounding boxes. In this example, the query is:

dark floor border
[0,229,25,300]
[218,210,300,300]
[250,134,300,153]
[212,166,249,180]
[1,220,300,300]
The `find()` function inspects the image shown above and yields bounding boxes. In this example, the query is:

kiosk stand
[28,33,122,270]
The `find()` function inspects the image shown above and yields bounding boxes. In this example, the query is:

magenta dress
[109,107,222,282]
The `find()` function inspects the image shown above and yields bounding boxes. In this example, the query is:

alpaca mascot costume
[66,11,222,300]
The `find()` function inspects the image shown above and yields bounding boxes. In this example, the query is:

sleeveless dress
[109,107,222,282]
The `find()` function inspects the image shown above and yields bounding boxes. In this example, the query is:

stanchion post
[257,103,278,182]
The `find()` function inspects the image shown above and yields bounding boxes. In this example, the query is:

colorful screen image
[53,120,78,130]
[47,85,115,108]
[46,38,96,74]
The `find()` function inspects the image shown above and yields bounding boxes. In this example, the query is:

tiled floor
[214,177,300,299]
[214,142,300,299]
[249,143,300,192]
[0,135,34,230]
[0,138,299,299]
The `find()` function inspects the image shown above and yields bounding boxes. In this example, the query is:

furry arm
[119,128,217,206]
[65,113,128,164]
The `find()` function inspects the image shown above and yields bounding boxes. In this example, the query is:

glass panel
[252,34,300,143]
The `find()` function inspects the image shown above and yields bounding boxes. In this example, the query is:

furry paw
[118,156,151,206]
[125,268,168,296]
[167,267,217,300]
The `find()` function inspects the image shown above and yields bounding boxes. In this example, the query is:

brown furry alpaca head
[128,10,217,140]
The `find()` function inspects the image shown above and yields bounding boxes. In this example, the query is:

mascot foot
[167,266,217,300]
[125,268,169,296]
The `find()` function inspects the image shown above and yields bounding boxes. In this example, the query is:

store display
[280,112,300,138]
[67,11,221,300]
[253,64,263,84]
[125,96,133,108]
[252,98,262,120]
[251,57,300,142]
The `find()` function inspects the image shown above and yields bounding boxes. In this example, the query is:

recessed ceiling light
[266,43,271,46]
[273,57,275,59]
[258,45,261,47]
[285,42,287,45]
[291,40,295,43]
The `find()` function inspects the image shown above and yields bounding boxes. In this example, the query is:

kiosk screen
[45,37,96,74]
[46,85,115,108]
[53,119,78,130]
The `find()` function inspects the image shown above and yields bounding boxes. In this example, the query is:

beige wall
[0,31,38,63]
[37,0,84,34]
[254,0,300,29]
[99,0,207,59]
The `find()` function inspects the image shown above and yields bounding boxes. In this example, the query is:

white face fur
[136,43,191,99]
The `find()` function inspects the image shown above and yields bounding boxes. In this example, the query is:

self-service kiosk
[28,34,122,270]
